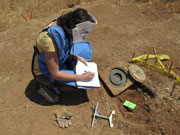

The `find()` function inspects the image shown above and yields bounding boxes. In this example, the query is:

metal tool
[91,102,115,128]
[91,106,102,125]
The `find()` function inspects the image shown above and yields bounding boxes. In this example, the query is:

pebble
[165,87,171,93]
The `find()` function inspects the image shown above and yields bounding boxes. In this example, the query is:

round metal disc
[108,68,127,86]
[128,64,146,83]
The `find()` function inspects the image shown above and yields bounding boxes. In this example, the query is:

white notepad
[76,61,100,88]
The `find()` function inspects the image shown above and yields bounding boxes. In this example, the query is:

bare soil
[0,0,180,135]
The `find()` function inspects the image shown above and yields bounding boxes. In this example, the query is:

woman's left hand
[77,56,87,66]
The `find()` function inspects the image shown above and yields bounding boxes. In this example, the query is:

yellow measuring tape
[131,54,180,83]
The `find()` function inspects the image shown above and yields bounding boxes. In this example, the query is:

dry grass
[0,0,94,31]
[133,0,180,12]
[0,0,179,32]
[166,0,180,13]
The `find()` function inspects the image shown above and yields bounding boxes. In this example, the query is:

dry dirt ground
[0,0,180,135]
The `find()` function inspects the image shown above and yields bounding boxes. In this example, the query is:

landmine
[99,63,146,96]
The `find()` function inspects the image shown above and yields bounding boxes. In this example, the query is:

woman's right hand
[80,71,95,81]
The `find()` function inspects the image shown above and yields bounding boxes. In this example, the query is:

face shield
[72,13,97,43]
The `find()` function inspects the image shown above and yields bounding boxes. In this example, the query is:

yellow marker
[131,54,180,84]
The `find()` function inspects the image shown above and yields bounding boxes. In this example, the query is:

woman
[32,8,97,103]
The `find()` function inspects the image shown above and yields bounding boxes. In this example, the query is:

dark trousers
[35,74,79,92]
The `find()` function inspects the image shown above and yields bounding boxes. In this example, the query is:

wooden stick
[153,47,158,63]
[165,64,169,69]
[145,54,149,63]
[169,61,174,73]
[21,14,27,21]
[29,13,32,19]
[153,47,157,55]
[170,83,177,97]
[132,52,135,58]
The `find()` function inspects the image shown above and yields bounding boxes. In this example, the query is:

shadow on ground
[24,79,89,106]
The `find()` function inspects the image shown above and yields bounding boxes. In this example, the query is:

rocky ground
[0,0,180,134]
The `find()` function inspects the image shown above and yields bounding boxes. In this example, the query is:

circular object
[128,64,146,83]
[108,68,127,86]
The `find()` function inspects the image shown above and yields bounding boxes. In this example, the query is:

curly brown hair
[57,8,92,38]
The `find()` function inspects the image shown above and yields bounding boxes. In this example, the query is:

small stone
[165,87,171,93]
